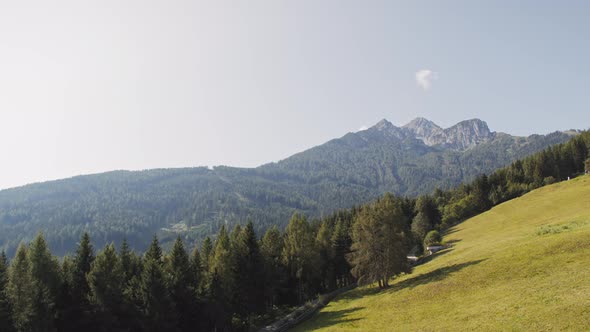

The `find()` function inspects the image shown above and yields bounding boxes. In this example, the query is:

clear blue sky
[1,1,589,189]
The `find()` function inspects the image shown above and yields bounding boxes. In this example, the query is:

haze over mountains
[0,118,576,255]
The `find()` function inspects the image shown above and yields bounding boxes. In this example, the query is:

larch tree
[349,193,412,288]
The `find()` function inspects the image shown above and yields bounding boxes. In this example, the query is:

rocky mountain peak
[366,117,495,151]
[450,118,490,134]
[403,117,439,130]
[443,119,493,150]
[402,117,443,140]
[374,118,394,130]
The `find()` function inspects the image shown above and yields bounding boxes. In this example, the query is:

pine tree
[282,214,320,303]
[7,243,34,331]
[27,233,62,331]
[316,221,336,291]
[166,237,198,332]
[472,174,492,212]
[331,218,353,288]
[55,256,76,331]
[210,226,232,294]
[206,271,230,331]
[229,224,242,245]
[206,226,236,328]
[189,247,203,294]
[199,237,213,291]
[65,232,96,329]
[139,236,177,331]
[260,226,285,309]
[72,233,94,302]
[118,238,144,331]
[0,251,15,331]
[231,221,265,324]
[88,243,124,330]
[144,235,163,262]
[119,238,137,286]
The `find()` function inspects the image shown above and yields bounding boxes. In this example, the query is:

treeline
[0,212,358,332]
[408,130,590,252]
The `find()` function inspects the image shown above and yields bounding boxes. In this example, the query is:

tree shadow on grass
[301,307,365,330]
[386,259,487,293]
[300,260,486,330]
[342,259,487,301]
[442,227,461,236]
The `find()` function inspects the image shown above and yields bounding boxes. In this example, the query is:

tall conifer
[0,251,14,331]
[8,243,34,331]
[28,233,62,330]
[139,236,177,331]
[166,237,198,332]
[88,243,124,330]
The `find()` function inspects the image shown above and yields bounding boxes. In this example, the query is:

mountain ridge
[367,117,494,151]
[0,117,579,255]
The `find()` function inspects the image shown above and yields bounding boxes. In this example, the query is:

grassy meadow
[295,175,590,331]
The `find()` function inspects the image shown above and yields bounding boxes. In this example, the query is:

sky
[1,1,589,190]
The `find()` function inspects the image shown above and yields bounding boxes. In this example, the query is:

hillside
[0,118,576,255]
[295,175,590,331]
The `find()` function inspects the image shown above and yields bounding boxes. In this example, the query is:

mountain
[0,118,577,255]
[295,175,590,331]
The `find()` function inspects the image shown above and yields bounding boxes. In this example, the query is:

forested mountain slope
[295,175,590,331]
[0,118,577,255]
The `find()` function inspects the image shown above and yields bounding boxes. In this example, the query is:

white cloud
[415,69,438,90]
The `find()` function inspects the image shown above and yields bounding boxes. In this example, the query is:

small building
[407,255,419,263]
[426,245,445,255]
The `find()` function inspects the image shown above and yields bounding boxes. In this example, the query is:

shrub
[424,230,442,247]
[543,176,556,185]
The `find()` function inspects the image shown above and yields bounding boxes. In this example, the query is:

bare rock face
[370,117,495,151]
[401,117,445,146]
[441,119,494,150]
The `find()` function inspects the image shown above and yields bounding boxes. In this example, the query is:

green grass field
[295,175,590,331]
